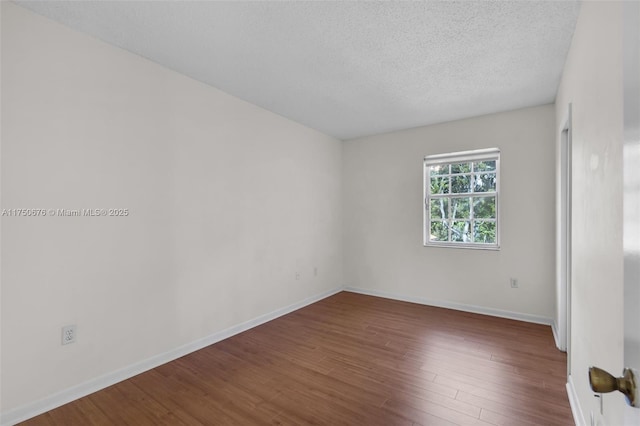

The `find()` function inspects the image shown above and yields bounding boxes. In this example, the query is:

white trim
[551,320,562,350]
[0,287,343,426]
[424,148,501,250]
[556,103,572,353]
[424,147,501,163]
[344,287,553,325]
[566,374,586,426]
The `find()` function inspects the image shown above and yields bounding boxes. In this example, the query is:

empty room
[1,1,639,425]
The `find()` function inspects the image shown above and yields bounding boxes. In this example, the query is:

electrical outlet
[510,278,518,288]
[62,325,76,345]
[295,272,300,280]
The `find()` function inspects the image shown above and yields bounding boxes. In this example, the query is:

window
[424,148,500,249]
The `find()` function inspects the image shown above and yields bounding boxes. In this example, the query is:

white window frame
[423,148,501,250]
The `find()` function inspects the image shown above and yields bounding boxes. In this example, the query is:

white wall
[1,2,342,416]
[343,105,556,320]
[555,2,626,425]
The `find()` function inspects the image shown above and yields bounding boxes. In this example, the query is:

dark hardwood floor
[21,291,573,425]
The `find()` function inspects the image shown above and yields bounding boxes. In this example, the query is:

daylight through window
[424,148,500,249]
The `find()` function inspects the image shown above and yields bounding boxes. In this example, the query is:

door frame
[623,0,640,422]
[557,104,572,365]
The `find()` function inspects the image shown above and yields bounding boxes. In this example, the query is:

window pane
[451,197,470,219]
[473,196,496,219]
[451,221,471,242]
[473,221,496,244]
[430,164,449,176]
[451,162,471,174]
[451,175,471,193]
[430,177,449,194]
[473,160,496,172]
[430,198,449,219]
[473,173,496,192]
[430,221,449,242]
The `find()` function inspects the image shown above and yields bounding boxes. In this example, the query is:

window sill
[424,242,500,251]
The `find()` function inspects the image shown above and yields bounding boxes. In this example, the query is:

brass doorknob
[589,366,638,407]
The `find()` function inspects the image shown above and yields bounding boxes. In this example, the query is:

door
[590,3,640,424]
[573,3,640,425]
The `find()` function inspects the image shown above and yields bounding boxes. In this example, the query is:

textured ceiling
[15,1,581,140]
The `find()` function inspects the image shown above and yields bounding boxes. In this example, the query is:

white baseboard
[0,287,343,426]
[567,374,586,426]
[551,320,561,349]
[344,287,554,326]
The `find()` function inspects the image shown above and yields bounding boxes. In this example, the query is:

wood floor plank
[381,398,462,426]
[479,407,545,426]
[456,390,573,426]
[433,373,571,412]
[20,292,572,425]
[327,362,456,400]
